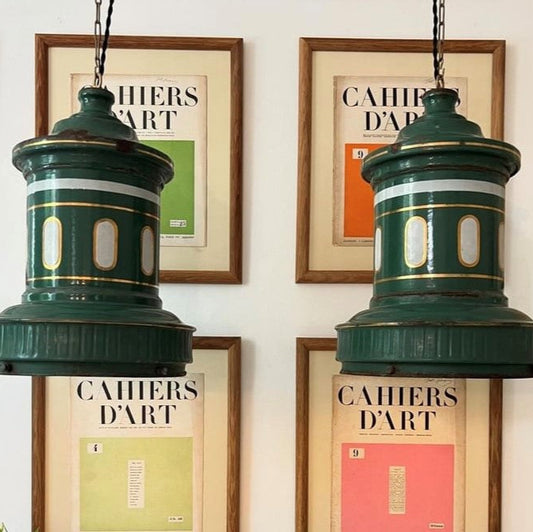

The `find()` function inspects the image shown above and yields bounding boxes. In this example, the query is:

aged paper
[333,76,468,246]
[331,375,466,531]
[70,376,204,532]
[309,51,493,271]
[72,73,207,248]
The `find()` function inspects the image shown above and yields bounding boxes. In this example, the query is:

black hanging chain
[93,0,102,87]
[93,0,115,88]
[432,0,445,88]
[432,0,439,82]
[99,0,115,81]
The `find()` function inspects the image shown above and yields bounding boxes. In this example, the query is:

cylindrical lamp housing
[336,88,533,378]
[0,87,194,376]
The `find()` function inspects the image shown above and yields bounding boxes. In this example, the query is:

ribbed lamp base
[337,299,533,378]
[0,302,194,377]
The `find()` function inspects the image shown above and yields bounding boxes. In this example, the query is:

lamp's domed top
[52,86,138,141]
[362,87,520,184]
[396,88,482,141]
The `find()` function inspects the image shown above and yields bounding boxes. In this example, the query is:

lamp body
[336,89,533,378]
[0,88,194,376]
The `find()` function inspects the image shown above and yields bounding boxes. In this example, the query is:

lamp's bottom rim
[0,360,188,377]
[339,361,533,379]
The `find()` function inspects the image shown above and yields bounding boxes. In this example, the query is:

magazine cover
[333,76,467,246]
[72,73,208,247]
[331,375,466,531]
[70,376,204,532]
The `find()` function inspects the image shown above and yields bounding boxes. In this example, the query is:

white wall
[1,0,533,529]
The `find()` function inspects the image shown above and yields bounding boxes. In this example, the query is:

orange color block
[343,143,385,239]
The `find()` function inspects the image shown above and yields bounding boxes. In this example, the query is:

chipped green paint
[336,88,533,377]
[0,87,194,376]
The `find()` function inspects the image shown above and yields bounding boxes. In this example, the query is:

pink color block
[341,443,454,531]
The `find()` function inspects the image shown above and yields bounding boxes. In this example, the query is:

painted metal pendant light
[0,1,194,376]
[336,0,533,377]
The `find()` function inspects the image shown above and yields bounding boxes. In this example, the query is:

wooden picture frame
[35,33,243,284]
[296,38,505,283]
[295,338,502,532]
[32,336,241,532]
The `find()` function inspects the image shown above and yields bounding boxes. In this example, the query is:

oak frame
[296,38,506,283]
[295,337,503,532]
[35,33,243,284]
[32,336,241,532]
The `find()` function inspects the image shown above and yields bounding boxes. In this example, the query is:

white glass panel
[459,216,480,267]
[404,217,427,268]
[141,227,155,276]
[42,217,62,269]
[498,221,505,271]
[374,227,382,271]
[94,219,118,270]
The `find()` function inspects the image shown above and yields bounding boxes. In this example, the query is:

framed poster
[296,38,505,283]
[36,34,243,284]
[32,336,241,532]
[295,338,502,532]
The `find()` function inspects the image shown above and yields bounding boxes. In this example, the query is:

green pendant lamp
[0,2,194,376]
[336,1,533,378]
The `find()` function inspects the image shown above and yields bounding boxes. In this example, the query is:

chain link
[433,0,446,88]
[93,0,103,87]
[436,0,445,88]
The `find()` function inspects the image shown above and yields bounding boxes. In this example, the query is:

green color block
[80,437,193,531]
[144,140,195,237]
